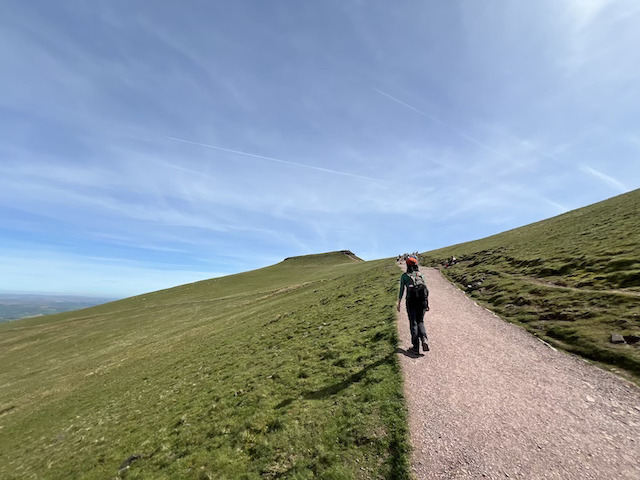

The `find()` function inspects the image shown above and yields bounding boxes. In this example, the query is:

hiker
[397,256,430,355]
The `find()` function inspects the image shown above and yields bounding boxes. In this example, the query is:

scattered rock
[119,454,142,473]
[465,280,484,292]
[586,396,596,403]
[0,405,16,416]
[514,296,528,306]
[610,334,626,344]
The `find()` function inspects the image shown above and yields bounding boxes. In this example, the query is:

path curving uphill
[396,264,640,479]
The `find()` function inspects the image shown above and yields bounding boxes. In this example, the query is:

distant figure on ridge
[397,256,430,355]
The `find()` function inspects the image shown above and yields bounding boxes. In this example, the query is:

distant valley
[0,294,115,321]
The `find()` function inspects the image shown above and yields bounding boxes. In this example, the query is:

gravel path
[396,264,640,479]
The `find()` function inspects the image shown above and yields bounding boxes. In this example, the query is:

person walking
[397,256,430,355]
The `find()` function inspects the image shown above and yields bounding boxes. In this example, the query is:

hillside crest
[282,250,363,264]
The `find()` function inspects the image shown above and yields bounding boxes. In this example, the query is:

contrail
[168,137,380,182]
[580,165,628,193]
[374,88,506,157]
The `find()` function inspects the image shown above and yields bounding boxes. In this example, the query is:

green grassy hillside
[0,251,410,479]
[420,189,640,381]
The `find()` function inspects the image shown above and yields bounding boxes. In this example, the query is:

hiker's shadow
[276,354,394,409]
[396,347,423,358]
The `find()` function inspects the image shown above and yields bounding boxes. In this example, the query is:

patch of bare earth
[396,265,640,479]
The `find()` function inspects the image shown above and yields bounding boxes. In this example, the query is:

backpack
[407,272,429,307]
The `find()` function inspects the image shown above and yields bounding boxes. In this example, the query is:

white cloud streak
[168,137,383,183]
[579,165,628,192]
[374,88,506,157]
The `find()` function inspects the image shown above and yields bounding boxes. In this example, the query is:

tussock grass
[421,189,640,382]
[0,252,411,479]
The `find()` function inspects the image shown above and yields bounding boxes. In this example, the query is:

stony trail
[396,265,640,480]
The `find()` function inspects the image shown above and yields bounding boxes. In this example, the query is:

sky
[1,0,639,298]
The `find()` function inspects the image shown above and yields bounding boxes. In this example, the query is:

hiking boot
[421,338,429,351]
[407,347,420,356]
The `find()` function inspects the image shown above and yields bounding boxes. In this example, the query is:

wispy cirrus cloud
[1,1,639,297]
[168,137,383,183]
[579,165,628,193]
[374,88,508,159]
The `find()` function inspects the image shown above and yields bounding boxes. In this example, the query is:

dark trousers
[406,301,428,349]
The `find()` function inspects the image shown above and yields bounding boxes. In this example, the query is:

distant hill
[0,251,409,479]
[282,249,363,264]
[0,294,115,322]
[421,188,640,381]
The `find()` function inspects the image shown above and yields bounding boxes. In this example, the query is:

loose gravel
[396,265,640,479]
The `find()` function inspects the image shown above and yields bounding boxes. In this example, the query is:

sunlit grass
[421,189,640,383]
[0,252,411,479]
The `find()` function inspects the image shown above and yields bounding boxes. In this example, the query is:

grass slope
[420,189,640,382]
[0,252,410,479]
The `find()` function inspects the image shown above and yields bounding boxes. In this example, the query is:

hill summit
[282,250,363,265]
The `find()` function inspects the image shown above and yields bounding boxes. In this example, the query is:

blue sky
[1,0,639,298]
